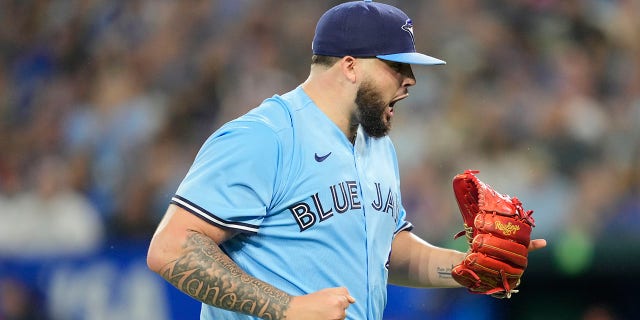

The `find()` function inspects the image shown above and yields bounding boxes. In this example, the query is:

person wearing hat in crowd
[147,1,546,319]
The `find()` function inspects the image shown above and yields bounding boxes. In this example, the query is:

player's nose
[401,66,416,88]
[403,75,416,88]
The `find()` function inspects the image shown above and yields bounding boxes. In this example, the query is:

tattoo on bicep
[160,232,291,319]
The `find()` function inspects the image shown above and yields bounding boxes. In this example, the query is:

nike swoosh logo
[314,152,332,162]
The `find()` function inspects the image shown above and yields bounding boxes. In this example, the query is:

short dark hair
[311,55,341,67]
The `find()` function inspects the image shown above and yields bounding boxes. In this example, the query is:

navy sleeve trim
[394,221,414,235]
[171,195,259,233]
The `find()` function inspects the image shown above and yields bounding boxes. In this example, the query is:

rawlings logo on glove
[495,221,520,236]
[451,170,535,298]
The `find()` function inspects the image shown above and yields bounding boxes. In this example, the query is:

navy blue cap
[312,0,445,65]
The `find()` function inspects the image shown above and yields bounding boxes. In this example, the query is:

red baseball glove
[451,170,535,298]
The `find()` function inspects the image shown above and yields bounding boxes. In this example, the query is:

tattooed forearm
[160,232,292,319]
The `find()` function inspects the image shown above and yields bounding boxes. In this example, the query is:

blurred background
[0,0,638,319]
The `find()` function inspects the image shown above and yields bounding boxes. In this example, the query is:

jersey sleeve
[172,120,280,233]
[394,202,414,235]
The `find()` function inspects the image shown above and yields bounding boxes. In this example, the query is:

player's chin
[364,119,392,138]
[384,115,392,128]
[385,105,394,120]
[386,108,395,124]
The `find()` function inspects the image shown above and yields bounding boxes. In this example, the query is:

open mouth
[388,93,409,116]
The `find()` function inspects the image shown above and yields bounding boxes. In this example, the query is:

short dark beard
[353,80,390,138]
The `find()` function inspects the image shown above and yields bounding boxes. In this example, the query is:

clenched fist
[284,287,356,320]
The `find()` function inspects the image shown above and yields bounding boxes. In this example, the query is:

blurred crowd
[0,0,639,318]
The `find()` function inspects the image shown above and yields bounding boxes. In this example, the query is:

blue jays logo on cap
[312,0,445,66]
[401,19,415,49]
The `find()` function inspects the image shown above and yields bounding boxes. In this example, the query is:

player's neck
[301,72,357,143]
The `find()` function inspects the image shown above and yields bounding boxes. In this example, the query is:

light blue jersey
[172,86,413,320]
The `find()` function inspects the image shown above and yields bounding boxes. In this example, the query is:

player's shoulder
[206,89,303,151]
[234,88,306,134]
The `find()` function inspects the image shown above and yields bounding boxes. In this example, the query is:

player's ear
[340,56,358,83]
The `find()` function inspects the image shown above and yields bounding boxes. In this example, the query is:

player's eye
[386,61,414,80]
[382,60,407,74]
[387,62,403,73]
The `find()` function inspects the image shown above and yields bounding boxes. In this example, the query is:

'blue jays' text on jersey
[172,86,414,320]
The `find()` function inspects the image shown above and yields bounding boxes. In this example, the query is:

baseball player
[147,1,547,319]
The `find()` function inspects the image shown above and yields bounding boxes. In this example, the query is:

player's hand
[284,287,356,320]
[529,238,547,252]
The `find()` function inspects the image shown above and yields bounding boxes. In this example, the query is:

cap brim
[377,52,446,65]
